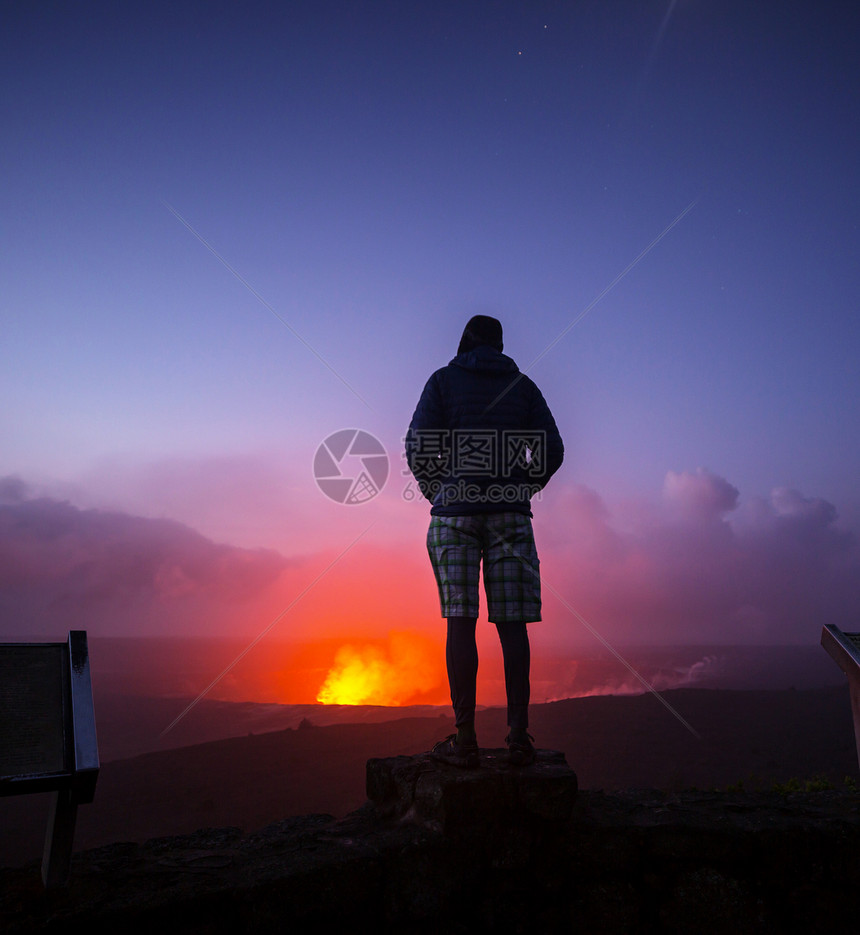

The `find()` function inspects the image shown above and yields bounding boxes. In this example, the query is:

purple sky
[2,1,859,658]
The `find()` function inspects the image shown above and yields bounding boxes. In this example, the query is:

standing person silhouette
[406,316,564,767]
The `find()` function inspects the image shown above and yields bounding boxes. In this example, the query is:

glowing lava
[316,631,442,706]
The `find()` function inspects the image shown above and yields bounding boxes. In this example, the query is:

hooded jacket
[405,345,564,516]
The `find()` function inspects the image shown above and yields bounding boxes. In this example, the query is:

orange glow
[316,631,443,705]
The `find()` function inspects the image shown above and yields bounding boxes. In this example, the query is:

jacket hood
[449,345,519,373]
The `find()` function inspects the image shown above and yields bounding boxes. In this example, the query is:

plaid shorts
[426,512,541,623]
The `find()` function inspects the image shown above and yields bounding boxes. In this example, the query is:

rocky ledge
[367,747,577,837]
[2,749,860,934]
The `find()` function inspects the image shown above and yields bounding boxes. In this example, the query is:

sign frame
[821,624,860,772]
[0,631,99,887]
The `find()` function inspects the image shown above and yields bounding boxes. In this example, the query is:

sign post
[821,624,860,772]
[0,631,99,887]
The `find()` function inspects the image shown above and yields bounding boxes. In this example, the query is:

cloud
[3,468,858,651]
[0,476,29,504]
[0,475,439,645]
[70,453,315,554]
[662,468,739,521]
[0,481,293,638]
[66,449,415,558]
[539,470,860,645]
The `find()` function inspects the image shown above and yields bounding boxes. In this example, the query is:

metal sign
[0,631,99,887]
[821,624,860,773]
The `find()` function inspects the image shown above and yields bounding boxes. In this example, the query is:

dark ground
[2,684,856,869]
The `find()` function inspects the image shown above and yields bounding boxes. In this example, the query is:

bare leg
[446,615,478,735]
[495,620,530,731]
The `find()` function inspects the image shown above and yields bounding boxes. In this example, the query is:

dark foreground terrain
[3,748,860,934]
[1,685,856,869]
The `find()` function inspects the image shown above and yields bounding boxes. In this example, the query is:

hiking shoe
[430,733,480,769]
[505,731,536,767]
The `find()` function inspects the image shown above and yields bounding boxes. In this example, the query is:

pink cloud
[538,470,860,645]
[662,468,739,521]
[2,469,858,651]
[0,486,293,639]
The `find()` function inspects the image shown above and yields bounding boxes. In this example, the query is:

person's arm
[405,372,449,501]
[528,384,564,489]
